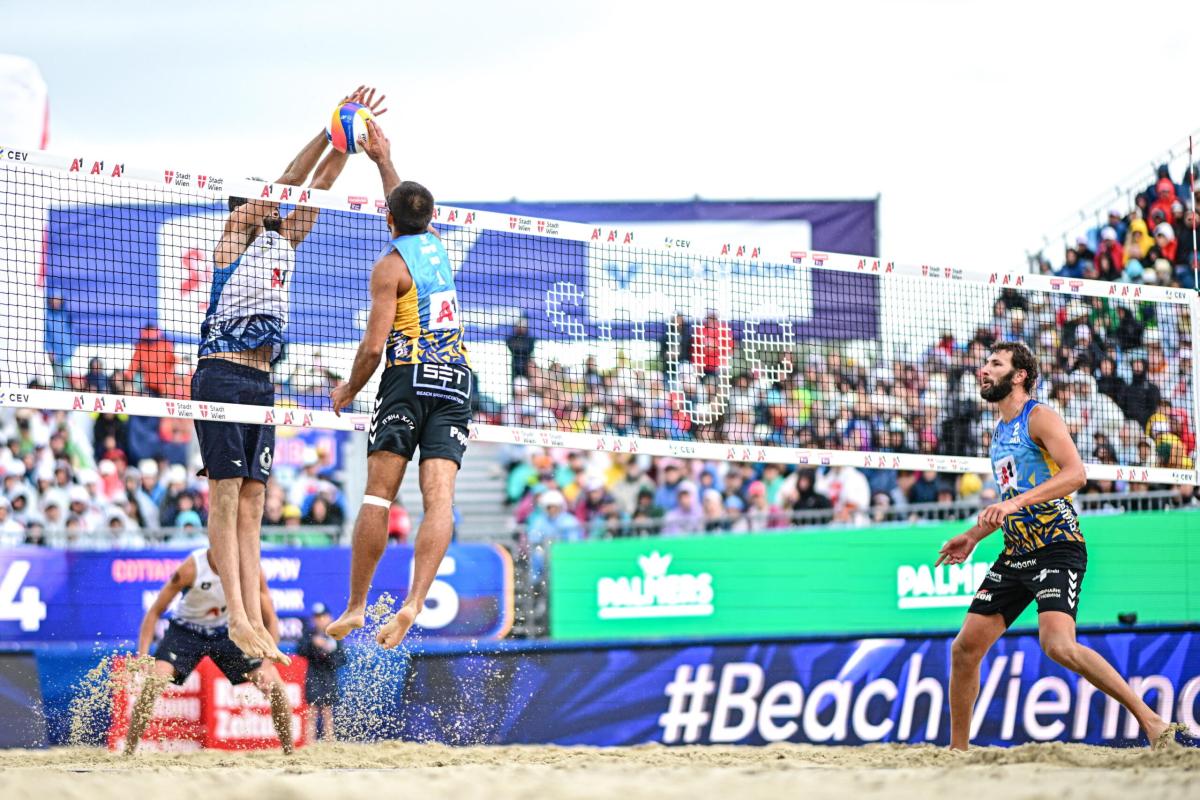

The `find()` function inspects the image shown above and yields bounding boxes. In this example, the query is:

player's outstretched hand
[360,119,391,164]
[330,383,356,416]
[358,86,388,117]
[935,533,976,567]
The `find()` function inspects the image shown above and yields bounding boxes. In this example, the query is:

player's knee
[1040,637,1078,667]
[951,632,987,664]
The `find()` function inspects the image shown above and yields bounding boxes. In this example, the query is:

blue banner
[387,630,1200,747]
[0,545,512,644]
[44,199,880,348]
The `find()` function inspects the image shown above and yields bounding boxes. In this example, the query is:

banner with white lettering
[394,630,1200,747]
[0,545,513,643]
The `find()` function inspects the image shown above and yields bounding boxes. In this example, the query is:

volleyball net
[1,146,1196,484]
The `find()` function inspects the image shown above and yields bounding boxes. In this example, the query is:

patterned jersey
[989,398,1084,555]
[199,230,293,363]
[385,232,470,367]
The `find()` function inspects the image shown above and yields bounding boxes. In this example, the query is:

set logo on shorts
[413,363,472,402]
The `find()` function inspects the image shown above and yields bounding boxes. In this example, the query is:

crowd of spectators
[0,405,347,549]
[1038,163,1199,288]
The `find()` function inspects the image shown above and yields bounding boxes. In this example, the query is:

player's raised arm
[361,119,400,197]
[135,558,196,656]
[329,252,408,415]
[283,87,390,248]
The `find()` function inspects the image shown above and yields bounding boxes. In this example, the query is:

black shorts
[155,620,262,685]
[968,541,1088,628]
[306,669,339,706]
[191,358,275,482]
[368,363,474,466]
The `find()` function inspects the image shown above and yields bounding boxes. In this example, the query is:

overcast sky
[5,0,1198,273]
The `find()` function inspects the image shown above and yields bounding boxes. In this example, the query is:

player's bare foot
[376,604,418,649]
[326,607,365,640]
[1149,720,1185,749]
[252,624,291,665]
[229,618,268,659]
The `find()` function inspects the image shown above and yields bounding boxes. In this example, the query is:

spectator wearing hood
[1151,224,1178,265]
[1149,177,1178,225]
[1057,248,1085,279]
[1119,358,1161,427]
[1096,226,1125,271]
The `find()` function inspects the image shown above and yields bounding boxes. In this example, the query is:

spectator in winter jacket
[125,324,177,397]
[1119,358,1161,427]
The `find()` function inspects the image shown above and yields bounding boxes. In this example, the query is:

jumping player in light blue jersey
[325,119,474,649]
[192,86,387,664]
[937,341,1169,750]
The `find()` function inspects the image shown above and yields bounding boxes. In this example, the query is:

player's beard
[979,368,1016,402]
[262,215,283,234]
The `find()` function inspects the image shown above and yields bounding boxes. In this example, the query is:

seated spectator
[661,482,704,536]
[525,490,584,582]
[628,488,664,537]
[388,500,412,544]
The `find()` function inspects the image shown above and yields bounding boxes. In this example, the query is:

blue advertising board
[43,199,880,349]
[0,544,512,645]
[382,630,1200,747]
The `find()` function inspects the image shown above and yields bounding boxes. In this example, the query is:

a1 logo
[0,560,48,632]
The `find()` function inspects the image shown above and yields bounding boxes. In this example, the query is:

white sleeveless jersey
[175,548,228,628]
[198,229,294,362]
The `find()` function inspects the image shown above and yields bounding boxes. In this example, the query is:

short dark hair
[387,181,435,235]
[990,340,1038,392]
[227,196,249,212]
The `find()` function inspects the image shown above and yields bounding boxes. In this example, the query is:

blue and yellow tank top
[989,398,1083,555]
[385,232,470,367]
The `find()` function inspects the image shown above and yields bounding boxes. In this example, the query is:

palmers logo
[596,551,714,620]
[897,559,989,609]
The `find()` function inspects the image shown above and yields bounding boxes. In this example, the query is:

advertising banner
[395,629,1200,747]
[0,544,513,644]
[549,512,1200,641]
[0,653,47,748]
[106,654,308,752]
[43,199,879,347]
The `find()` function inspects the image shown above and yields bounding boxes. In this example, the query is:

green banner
[548,511,1200,641]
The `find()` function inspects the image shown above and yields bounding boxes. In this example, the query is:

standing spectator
[659,312,693,371]
[296,602,344,743]
[84,357,113,394]
[692,310,734,378]
[44,295,76,390]
[124,323,177,397]
[506,315,536,382]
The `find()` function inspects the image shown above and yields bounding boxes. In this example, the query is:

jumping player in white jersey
[123,548,294,755]
[192,87,387,663]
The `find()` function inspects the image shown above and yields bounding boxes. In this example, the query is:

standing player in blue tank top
[937,341,1169,750]
[325,119,475,649]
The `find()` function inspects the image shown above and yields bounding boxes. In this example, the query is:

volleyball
[326,101,373,154]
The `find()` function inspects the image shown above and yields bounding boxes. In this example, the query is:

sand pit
[0,742,1196,800]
